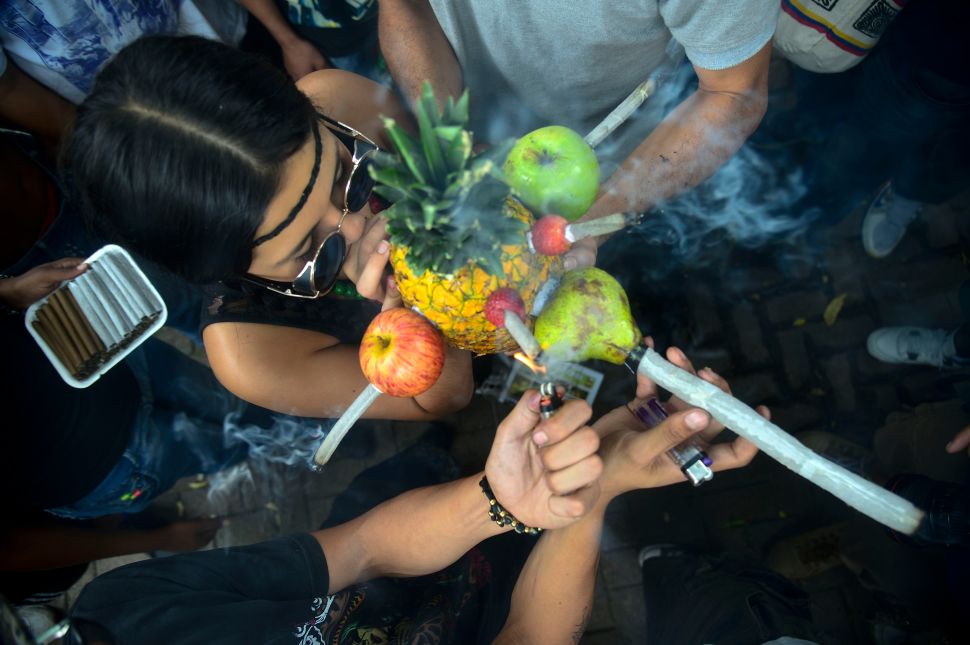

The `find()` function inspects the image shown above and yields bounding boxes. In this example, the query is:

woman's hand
[0,258,87,309]
[484,392,603,529]
[343,214,392,302]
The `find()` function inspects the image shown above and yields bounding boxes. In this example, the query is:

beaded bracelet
[479,476,542,535]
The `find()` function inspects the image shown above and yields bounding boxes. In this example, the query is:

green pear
[534,267,641,364]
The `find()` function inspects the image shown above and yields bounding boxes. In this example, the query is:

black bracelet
[479,476,542,535]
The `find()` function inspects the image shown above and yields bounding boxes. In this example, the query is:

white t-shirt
[0,0,245,104]
[429,0,778,164]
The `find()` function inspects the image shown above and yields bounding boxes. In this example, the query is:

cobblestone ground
[55,196,968,643]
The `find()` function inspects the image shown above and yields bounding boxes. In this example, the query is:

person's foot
[861,182,922,258]
[867,326,967,368]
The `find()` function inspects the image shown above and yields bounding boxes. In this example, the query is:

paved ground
[53,190,968,644]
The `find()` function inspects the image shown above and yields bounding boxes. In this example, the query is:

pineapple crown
[369,82,525,277]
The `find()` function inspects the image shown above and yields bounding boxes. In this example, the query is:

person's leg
[640,547,826,644]
[44,340,252,519]
[857,23,970,257]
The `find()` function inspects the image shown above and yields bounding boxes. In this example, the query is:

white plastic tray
[25,244,168,388]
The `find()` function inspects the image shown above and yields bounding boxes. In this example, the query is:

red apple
[359,308,445,397]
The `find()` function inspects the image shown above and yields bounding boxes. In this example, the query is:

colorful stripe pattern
[780,0,902,57]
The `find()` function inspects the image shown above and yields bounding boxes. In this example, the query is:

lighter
[631,398,714,486]
[539,381,564,419]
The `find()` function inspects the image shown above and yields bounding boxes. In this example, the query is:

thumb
[495,389,542,444]
[40,260,88,281]
[627,408,709,465]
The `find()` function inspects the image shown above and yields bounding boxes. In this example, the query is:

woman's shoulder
[297,69,413,142]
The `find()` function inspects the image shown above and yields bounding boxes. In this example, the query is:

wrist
[479,475,542,535]
[0,275,24,313]
[460,474,511,540]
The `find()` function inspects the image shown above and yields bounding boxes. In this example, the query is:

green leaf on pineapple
[382,117,429,186]
[416,95,446,188]
[438,126,472,172]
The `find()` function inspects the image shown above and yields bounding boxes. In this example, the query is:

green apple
[503,125,600,221]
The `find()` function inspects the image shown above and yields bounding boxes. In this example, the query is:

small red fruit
[531,214,571,256]
[359,308,445,397]
[484,287,526,327]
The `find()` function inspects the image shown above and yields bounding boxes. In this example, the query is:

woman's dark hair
[64,35,318,283]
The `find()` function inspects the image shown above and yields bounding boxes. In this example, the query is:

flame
[513,352,547,375]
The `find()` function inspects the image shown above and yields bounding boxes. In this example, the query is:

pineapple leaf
[382,117,430,186]
[372,183,407,204]
[421,202,438,230]
[369,164,412,194]
[470,138,515,177]
[442,91,470,126]
[452,90,468,126]
[437,126,472,172]
[419,82,441,128]
[416,88,447,188]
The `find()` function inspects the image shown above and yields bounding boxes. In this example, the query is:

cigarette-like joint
[634,347,925,534]
[566,212,644,243]
[503,309,542,360]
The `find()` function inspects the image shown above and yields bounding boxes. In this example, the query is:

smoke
[622,144,819,278]
[169,395,331,522]
[221,411,329,467]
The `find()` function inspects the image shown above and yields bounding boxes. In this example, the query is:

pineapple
[370,84,560,354]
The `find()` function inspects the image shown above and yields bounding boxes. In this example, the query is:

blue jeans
[46,339,252,519]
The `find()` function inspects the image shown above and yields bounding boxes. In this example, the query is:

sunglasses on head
[245,114,379,299]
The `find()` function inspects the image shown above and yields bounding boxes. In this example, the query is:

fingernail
[533,431,548,446]
[377,241,389,254]
[387,276,397,291]
[77,263,89,271]
[563,257,576,270]
[528,392,541,408]
[685,410,708,430]
[946,440,955,452]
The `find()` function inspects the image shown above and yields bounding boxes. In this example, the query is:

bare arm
[315,393,603,593]
[378,0,462,109]
[568,43,772,266]
[316,475,503,592]
[495,349,762,644]
[0,517,221,572]
[237,0,328,80]
[203,321,473,419]
[0,58,75,155]
[494,509,602,645]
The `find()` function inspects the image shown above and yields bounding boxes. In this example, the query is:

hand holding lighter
[630,398,714,487]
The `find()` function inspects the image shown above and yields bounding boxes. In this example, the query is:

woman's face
[247,123,371,282]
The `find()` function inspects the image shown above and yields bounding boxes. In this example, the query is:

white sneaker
[861,182,921,259]
[866,326,959,367]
